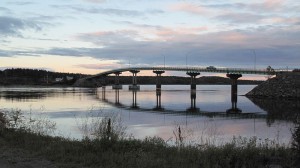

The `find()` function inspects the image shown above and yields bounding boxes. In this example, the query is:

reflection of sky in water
[0,85,294,144]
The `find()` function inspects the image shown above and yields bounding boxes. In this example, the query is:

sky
[0,0,300,76]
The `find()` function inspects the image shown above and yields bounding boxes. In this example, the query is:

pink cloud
[144,26,208,41]
[76,62,120,70]
[262,0,284,10]
[169,2,211,15]
[219,32,248,43]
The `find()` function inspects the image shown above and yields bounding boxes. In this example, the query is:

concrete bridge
[74,66,279,113]
[75,66,276,90]
[91,66,276,77]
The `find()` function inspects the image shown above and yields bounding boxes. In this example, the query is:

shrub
[76,110,127,141]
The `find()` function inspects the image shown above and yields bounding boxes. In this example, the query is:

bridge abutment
[129,70,140,90]
[153,70,165,91]
[186,72,200,90]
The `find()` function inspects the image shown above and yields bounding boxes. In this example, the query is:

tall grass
[75,108,127,141]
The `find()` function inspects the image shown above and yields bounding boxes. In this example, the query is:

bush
[76,110,127,141]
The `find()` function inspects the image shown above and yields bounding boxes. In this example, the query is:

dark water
[0,85,298,145]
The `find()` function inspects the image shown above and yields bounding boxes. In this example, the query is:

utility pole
[186,55,188,68]
[252,50,257,70]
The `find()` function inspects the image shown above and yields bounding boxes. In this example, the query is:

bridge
[75,65,277,91]
[90,66,276,78]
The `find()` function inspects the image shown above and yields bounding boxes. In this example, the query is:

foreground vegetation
[1,109,299,168]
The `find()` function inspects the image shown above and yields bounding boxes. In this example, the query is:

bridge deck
[90,66,279,79]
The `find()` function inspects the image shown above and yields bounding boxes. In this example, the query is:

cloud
[249,0,285,12]
[0,49,14,57]
[215,12,263,23]
[75,62,121,70]
[169,2,211,15]
[75,30,141,46]
[0,7,12,14]
[32,25,299,69]
[72,6,143,17]
[7,1,35,6]
[0,16,46,37]
[84,0,106,3]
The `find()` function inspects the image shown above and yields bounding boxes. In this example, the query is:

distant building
[55,77,64,82]
[66,76,74,80]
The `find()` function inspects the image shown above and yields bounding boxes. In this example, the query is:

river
[0,85,297,145]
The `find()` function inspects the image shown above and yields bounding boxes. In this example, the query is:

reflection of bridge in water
[96,88,267,119]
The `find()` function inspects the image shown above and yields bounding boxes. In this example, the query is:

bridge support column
[226,73,242,113]
[186,72,200,90]
[129,70,140,90]
[112,72,122,89]
[153,70,165,91]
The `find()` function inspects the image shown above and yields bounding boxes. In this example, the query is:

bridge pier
[226,73,242,113]
[112,72,122,89]
[129,70,140,90]
[186,72,200,90]
[153,70,165,91]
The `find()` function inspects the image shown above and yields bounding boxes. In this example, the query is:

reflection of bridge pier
[153,70,165,91]
[112,72,122,89]
[226,73,242,113]
[101,86,106,100]
[186,72,200,90]
[153,90,164,110]
[187,89,199,112]
[129,70,140,90]
[115,89,120,104]
[131,90,139,108]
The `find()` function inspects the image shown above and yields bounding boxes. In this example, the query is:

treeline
[0,68,88,85]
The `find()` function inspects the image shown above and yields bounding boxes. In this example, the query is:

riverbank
[0,128,297,168]
[246,72,300,98]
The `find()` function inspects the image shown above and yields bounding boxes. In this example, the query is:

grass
[0,109,299,168]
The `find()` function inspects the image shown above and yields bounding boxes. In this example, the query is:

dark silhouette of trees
[0,68,87,85]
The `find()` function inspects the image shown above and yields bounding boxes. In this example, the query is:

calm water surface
[0,85,297,145]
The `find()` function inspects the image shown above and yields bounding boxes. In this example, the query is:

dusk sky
[1,0,300,75]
